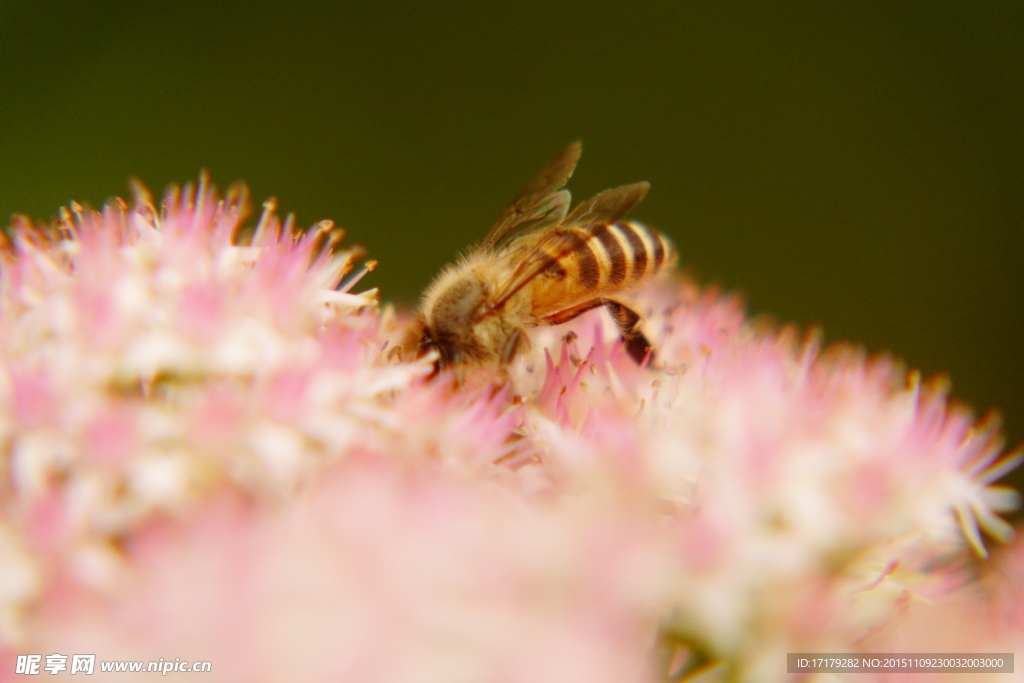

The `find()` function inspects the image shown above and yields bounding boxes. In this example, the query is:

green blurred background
[1,1,1021,494]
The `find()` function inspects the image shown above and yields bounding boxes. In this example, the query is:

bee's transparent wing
[564,181,650,227]
[480,142,581,250]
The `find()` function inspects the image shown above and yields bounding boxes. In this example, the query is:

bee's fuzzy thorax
[418,250,502,327]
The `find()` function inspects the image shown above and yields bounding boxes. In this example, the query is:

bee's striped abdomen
[541,222,672,294]
[552,227,601,290]
[587,221,673,291]
[527,221,674,316]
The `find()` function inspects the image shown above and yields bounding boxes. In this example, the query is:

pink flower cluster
[0,179,1019,682]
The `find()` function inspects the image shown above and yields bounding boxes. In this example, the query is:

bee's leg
[541,299,606,326]
[500,328,528,366]
[601,299,654,366]
[542,299,653,366]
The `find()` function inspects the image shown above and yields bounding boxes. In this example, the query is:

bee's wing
[564,181,650,227]
[480,142,582,250]
[486,180,651,312]
[488,228,593,311]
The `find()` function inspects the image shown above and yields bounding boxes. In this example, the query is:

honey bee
[401,142,675,373]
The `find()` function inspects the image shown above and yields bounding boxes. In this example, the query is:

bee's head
[417,275,493,372]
